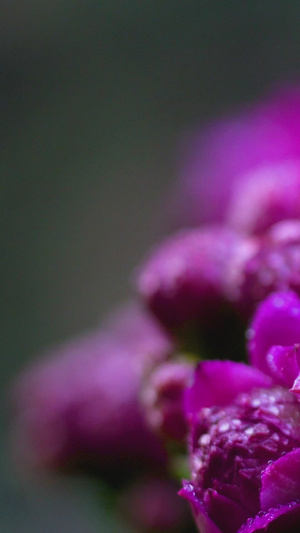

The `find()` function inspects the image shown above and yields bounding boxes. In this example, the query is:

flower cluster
[181,292,300,533]
[11,86,300,533]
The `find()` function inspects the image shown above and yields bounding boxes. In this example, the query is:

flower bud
[226,161,300,235]
[137,226,243,331]
[142,360,194,442]
[11,303,172,478]
[227,221,300,317]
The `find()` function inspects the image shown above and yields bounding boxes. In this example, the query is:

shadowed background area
[2,1,300,531]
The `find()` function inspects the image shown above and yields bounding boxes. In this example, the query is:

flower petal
[266,345,299,387]
[260,448,300,511]
[184,360,272,419]
[248,291,300,375]
[204,489,250,533]
[179,482,222,533]
[290,372,300,399]
[237,501,300,533]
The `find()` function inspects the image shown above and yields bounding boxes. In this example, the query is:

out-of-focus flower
[142,359,194,442]
[137,225,253,359]
[11,302,172,477]
[117,476,193,533]
[170,86,300,233]
[181,361,300,533]
[226,221,300,316]
[226,160,300,235]
[137,226,245,331]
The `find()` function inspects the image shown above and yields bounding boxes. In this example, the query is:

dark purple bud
[137,226,243,332]
[142,360,194,442]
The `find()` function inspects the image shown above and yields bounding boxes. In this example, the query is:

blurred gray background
[2,2,300,531]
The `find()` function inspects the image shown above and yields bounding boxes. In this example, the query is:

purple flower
[137,225,246,332]
[226,161,300,235]
[142,359,194,442]
[11,302,172,476]
[181,360,300,533]
[170,86,300,232]
[180,290,300,532]
[225,220,300,317]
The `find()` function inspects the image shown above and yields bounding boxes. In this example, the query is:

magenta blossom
[181,291,300,532]
[226,220,300,317]
[181,362,300,533]
[137,225,248,331]
[226,160,300,235]
[137,225,254,359]
[11,302,172,476]
[170,86,300,231]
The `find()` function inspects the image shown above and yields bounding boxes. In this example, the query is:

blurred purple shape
[227,220,300,316]
[137,226,243,331]
[142,359,194,442]
[171,86,300,232]
[118,476,191,533]
[226,160,300,235]
[11,302,172,476]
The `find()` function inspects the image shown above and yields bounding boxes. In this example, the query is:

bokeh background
[2,2,300,531]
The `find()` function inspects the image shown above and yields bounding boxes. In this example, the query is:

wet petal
[179,482,222,533]
[204,489,250,533]
[248,291,300,375]
[290,370,300,400]
[184,360,272,419]
[260,448,300,511]
[266,345,299,387]
[237,501,300,533]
